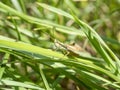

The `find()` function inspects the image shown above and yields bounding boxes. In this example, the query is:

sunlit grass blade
[11,0,23,12]
[0,79,44,90]
[17,0,26,13]
[36,2,73,19]
[0,39,67,59]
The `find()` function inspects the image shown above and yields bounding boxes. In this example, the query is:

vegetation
[0,0,120,90]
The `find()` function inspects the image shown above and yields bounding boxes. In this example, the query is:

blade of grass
[0,79,44,90]
[39,64,52,90]
[36,2,73,19]
[11,0,23,12]
[0,39,67,59]
[18,0,27,13]
[10,14,21,41]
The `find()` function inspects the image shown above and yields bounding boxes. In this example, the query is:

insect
[54,39,91,57]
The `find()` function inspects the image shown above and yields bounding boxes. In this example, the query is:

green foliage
[0,0,120,90]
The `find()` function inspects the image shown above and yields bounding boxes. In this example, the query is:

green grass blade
[0,39,67,59]
[18,0,27,13]
[39,65,52,90]
[0,79,44,90]
[36,2,73,19]
[11,0,23,12]
[11,15,21,41]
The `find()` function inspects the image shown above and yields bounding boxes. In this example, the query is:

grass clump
[0,0,120,90]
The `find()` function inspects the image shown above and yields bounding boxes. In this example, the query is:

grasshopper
[54,39,91,57]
